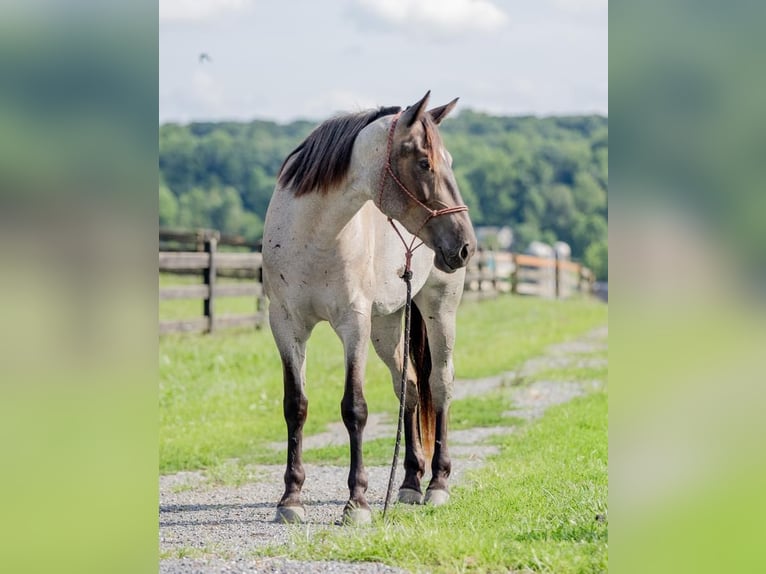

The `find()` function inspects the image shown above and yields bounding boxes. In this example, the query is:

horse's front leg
[337,313,373,524]
[270,307,311,523]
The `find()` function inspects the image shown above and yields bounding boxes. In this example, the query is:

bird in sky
[199,53,212,64]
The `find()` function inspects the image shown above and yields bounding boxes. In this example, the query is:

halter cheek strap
[376,112,469,273]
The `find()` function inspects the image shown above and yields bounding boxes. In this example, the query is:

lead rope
[382,257,413,519]
[379,112,468,520]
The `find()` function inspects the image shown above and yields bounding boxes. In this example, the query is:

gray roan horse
[262,91,477,525]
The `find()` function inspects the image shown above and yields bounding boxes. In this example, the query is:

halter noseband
[376,112,469,272]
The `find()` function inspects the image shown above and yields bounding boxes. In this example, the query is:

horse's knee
[283,393,308,430]
[341,393,368,431]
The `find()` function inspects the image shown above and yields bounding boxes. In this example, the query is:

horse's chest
[370,276,408,316]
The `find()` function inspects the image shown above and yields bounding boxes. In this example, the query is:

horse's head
[378,91,477,273]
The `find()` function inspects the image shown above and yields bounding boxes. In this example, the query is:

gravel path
[160,325,607,574]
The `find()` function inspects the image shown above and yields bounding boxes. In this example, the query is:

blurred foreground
[611,2,766,572]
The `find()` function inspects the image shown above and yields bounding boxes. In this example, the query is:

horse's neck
[347,119,389,201]
[283,120,388,241]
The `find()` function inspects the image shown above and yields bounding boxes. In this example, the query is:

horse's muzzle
[437,241,476,272]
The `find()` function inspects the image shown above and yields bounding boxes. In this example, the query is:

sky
[159,0,607,124]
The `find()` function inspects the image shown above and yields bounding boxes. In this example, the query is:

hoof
[397,488,423,505]
[275,505,305,523]
[424,489,450,507]
[342,504,372,526]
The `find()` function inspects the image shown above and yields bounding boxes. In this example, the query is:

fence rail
[159,235,266,335]
[160,228,261,252]
[159,229,596,335]
[463,251,594,301]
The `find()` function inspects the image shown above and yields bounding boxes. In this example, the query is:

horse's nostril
[460,243,470,261]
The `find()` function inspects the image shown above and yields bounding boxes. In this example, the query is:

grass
[303,438,396,466]
[159,293,609,572]
[534,363,608,388]
[195,391,528,472]
[160,545,229,561]
[205,458,267,487]
[160,296,607,473]
[160,272,259,320]
[454,296,607,379]
[450,392,523,430]
[261,389,608,573]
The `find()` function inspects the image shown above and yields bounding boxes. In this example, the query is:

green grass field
[160,292,608,572]
[160,295,607,473]
[266,388,608,573]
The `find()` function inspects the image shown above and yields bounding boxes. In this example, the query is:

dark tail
[409,303,435,465]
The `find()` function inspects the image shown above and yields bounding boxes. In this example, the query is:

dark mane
[278,106,401,196]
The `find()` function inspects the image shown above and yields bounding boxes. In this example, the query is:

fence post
[554,254,561,299]
[510,254,519,295]
[203,236,217,333]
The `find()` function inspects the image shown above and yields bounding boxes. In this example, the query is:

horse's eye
[418,158,431,170]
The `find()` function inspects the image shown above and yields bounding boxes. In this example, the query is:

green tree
[159,111,608,264]
[159,184,178,227]
[584,240,608,281]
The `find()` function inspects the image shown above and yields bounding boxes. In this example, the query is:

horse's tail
[410,303,435,465]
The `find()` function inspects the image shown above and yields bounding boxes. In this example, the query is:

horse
[262,91,477,525]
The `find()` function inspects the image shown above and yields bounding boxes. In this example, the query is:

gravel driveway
[160,326,607,574]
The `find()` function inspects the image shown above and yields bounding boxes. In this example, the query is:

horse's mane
[278,106,401,196]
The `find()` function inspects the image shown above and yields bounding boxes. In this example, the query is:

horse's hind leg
[270,308,312,523]
[371,312,426,504]
[414,277,462,507]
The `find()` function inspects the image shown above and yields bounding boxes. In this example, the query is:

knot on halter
[377,112,469,277]
[387,215,420,275]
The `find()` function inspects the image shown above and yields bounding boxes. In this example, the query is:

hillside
[159,110,607,278]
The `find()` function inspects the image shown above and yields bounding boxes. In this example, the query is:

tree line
[159,110,607,279]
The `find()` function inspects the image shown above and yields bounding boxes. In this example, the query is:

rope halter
[376,112,469,274]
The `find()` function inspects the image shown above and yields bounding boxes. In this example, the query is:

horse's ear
[400,90,431,128]
[428,98,459,125]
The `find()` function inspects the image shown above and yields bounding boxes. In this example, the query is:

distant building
[553,241,571,261]
[520,240,575,298]
[475,226,513,250]
[526,240,554,259]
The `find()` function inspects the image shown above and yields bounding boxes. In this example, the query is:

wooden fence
[159,230,266,334]
[463,251,594,301]
[160,227,260,253]
[160,229,596,335]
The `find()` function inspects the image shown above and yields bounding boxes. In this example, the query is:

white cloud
[349,0,508,38]
[159,0,254,22]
